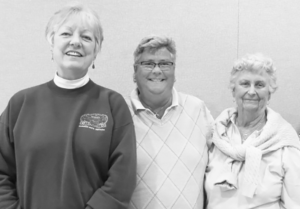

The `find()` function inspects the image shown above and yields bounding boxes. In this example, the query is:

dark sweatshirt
[0,80,136,209]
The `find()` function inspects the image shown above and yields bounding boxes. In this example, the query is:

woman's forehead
[57,13,95,31]
[237,70,269,80]
[140,48,173,61]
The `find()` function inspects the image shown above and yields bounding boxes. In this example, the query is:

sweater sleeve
[86,93,137,209]
[281,146,300,209]
[0,109,21,209]
[200,103,214,148]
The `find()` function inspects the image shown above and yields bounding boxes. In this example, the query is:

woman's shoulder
[9,82,50,104]
[178,92,215,125]
[93,83,121,96]
[93,83,130,112]
[92,83,125,102]
[1,82,50,123]
[177,91,206,107]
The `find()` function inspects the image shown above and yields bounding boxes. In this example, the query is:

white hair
[229,53,278,93]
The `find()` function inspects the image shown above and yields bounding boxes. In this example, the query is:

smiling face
[134,47,175,100]
[52,14,97,80]
[233,70,271,114]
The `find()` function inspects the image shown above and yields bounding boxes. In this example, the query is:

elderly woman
[0,4,136,209]
[205,53,300,208]
[127,35,214,209]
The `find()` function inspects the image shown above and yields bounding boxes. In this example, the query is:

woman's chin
[240,104,266,112]
[58,67,88,79]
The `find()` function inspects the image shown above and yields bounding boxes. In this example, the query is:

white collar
[54,72,90,89]
[130,88,179,111]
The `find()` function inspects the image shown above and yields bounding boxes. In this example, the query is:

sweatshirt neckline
[47,79,95,97]
[54,72,90,89]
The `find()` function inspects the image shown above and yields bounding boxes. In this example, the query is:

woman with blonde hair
[0,4,136,209]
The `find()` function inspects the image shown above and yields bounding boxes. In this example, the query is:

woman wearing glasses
[127,35,214,209]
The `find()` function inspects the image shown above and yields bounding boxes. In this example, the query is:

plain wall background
[0,0,299,133]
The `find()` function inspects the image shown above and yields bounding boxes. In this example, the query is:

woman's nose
[247,85,256,95]
[70,35,81,47]
[152,65,162,74]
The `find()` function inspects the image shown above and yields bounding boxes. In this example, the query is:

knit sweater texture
[127,89,214,209]
[205,107,300,209]
[0,80,136,209]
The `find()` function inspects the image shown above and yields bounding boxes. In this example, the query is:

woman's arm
[0,118,21,209]
[281,146,300,208]
[85,93,137,209]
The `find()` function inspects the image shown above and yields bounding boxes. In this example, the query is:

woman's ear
[50,39,54,48]
[49,36,54,61]
[94,42,102,54]
[231,88,235,97]
[134,65,137,72]
[47,33,55,48]
[133,73,136,83]
[268,92,271,101]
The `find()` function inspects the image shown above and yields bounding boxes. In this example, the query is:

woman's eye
[61,32,70,36]
[256,83,265,88]
[83,36,92,41]
[240,82,249,86]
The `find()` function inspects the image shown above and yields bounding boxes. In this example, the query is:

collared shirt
[227,113,262,144]
[54,72,90,89]
[130,88,179,119]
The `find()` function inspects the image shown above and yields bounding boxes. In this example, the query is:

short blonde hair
[229,53,278,93]
[45,3,103,52]
[133,35,176,63]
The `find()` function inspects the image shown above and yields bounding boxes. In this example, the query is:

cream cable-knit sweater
[212,107,300,197]
[127,88,214,209]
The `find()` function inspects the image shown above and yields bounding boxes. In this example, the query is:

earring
[51,50,53,61]
[92,62,95,69]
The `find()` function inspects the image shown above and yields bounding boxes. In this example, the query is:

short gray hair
[133,35,176,63]
[229,53,278,93]
[45,3,103,53]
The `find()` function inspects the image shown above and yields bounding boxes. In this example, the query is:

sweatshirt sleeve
[86,93,137,209]
[281,146,300,209]
[0,109,21,209]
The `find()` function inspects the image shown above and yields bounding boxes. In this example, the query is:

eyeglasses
[136,61,174,71]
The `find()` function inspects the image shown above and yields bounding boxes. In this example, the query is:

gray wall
[0,0,299,133]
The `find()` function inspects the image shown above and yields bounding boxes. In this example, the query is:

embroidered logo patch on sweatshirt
[79,113,108,131]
